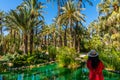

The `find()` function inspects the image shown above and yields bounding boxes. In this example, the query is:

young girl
[87,50,104,80]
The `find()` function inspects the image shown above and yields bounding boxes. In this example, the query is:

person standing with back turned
[87,50,104,80]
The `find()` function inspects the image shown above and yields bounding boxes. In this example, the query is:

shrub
[11,52,49,67]
[2,53,16,61]
[0,63,8,72]
[56,47,79,69]
[99,49,120,70]
[16,49,23,55]
[48,45,57,61]
[89,35,103,51]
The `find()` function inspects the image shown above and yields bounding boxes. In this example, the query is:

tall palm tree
[57,0,85,48]
[6,7,31,54]
[0,11,4,54]
[19,0,44,54]
[74,0,93,52]
[97,0,111,16]
[47,0,67,47]
[46,0,67,15]
[88,0,120,51]
[0,11,4,36]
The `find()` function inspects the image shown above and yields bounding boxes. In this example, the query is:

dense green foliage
[0,0,120,73]
[48,45,57,61]
[86,0,120,70]
[56,47,80,69]
[99,49,120,70]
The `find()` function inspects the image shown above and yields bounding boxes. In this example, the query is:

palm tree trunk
[58,0,63,47]
[69,18,72,48]
[44,35,47,45]
[18,32,21,50]
[75,22,79,52]
[74,30,77,49]
[24,33,28,54]
[13,30,16,52]
[41,37,43,48]
[75,0,82,52]
[55,38,57,47]
[64,26,67,46]
[30,29,34,54]
[35,27,38,36]
[57,0,60,19]
[0,26,2,46]
[59,35,62,47]
[14,30,16,43]
[0,17,2,35]
[53,33,56,47]
[77,38,80,53]
[0,27,2,36]
[48,35,50,46]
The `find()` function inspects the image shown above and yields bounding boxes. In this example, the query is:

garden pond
[0,63,120,80]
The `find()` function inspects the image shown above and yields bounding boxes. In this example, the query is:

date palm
[97,0,111,16]
[19,0,44,54]
[0,11,4,53]
[46,0,67,14]
[57,0,85,47]
[47,0,67,47]
[6,8,31,54]
[89,0,120,51]
[0,11,4,36]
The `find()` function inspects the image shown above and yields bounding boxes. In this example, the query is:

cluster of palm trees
[1,0,45,54]
[0,0,93,55]
[88,0,120,51]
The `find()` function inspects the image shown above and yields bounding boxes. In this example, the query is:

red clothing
[87,60,104,80]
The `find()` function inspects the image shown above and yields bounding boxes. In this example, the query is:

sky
[0,0,101,26]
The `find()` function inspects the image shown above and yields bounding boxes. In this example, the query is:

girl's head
[88,50,98,57]
[88,50,100,69]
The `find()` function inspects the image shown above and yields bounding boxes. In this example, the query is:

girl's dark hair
[88,56,100,69]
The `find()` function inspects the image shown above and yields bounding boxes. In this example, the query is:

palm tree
[0,11,4,54]
[46,0,67,14]
[6,7,31,54]
[47,0,67,47]
[49,24,58,46]
[88,0,120,51]
[98,0,120,21]
[57,0,85,48]
[20,0,44,54]
[97,0,111,16]
[0,11,4,36]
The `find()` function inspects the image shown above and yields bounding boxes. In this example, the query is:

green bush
[0,63,8,72]
[99,49,120,70]
[48,45,57,61]
[41,44,47,50]
[2,53,16,61]
[33,52,49,63]
[16,49,23,55]
[11,52,49,67]
[89,35,103,51]
[56,47,79,69]
[12,54,28,67]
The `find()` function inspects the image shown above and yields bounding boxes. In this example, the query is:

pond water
[0,63,120,80]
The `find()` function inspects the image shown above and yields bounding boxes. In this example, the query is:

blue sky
[0,0,100,26]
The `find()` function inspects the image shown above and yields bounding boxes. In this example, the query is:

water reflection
[32,74,34,80]
[17,74,23,80]
[0,68,120,80]
[0,75,2,80]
